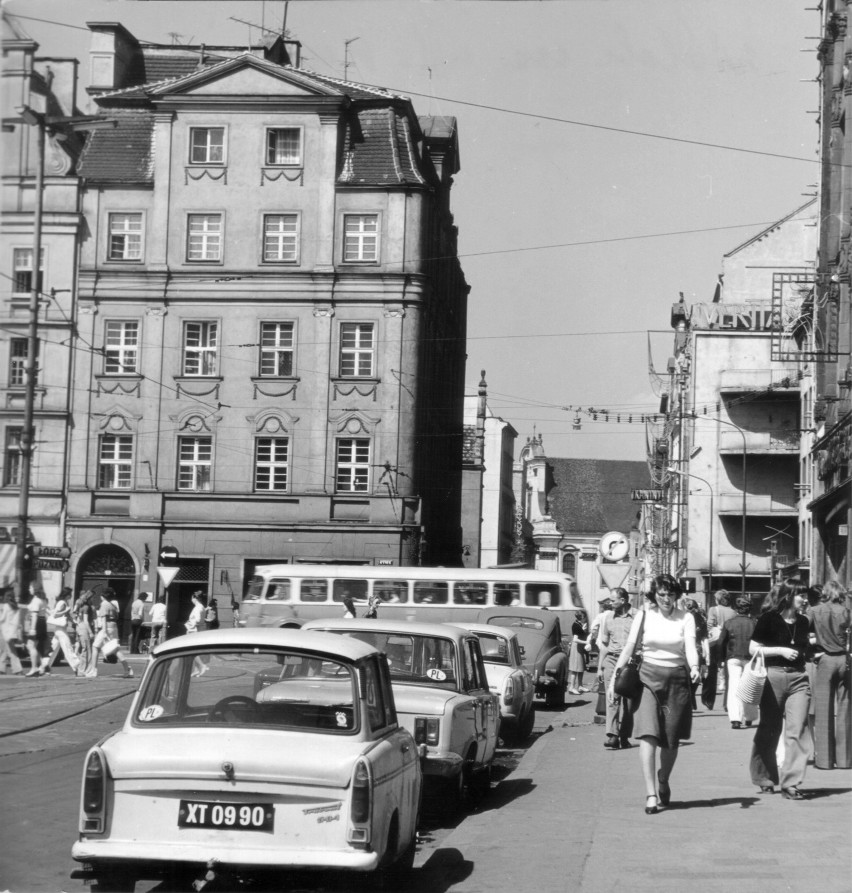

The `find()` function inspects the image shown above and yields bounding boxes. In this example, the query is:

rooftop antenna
[168,32,184,46]
[344,36,360,80]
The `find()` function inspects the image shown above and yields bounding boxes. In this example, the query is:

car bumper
[71,839,380,872]
[422,751,464,779]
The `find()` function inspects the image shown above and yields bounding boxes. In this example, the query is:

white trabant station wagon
[70,628,422,891]
[303,618,499,814]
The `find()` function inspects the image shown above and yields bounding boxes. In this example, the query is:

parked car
[450,622,535,744]
[476,607,569,709]
[70,628,422,891]
[302,618,499,815]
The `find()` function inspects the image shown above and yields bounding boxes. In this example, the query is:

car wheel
[518,704,536,740]
[377,814,416,887]
[470,763,492,800]
[440,769,466,820]
[545,684,566,710]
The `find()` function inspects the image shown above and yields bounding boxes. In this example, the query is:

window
[108,213,143,260]
[300,579,329,602]
[98,435,133,489]
[12,248,43,295]
[266,128,302,166]
[182,321,218,376]
[262,214,299,263]
[335,438,370,492]
[189,127,225,164]
[104,321,139,374]
[9,338,30,386]
[259,322,294,376]
[186,214,223,261]
[254,437,289,491]
[177,436,212,491]
[3,428,22,486]
[339,323,375,377]
[343,214,378,262]
[413,581,448,604]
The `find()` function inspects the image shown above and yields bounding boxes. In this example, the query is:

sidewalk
[432,693,852,893]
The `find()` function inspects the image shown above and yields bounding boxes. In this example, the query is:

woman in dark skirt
[609,574,700,814]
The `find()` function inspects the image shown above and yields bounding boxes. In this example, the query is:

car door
[462,637,499,766]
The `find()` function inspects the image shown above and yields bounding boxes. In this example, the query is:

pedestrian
[230,596,241,628]
[0,588,24,675]
[186,592,208,677]
[683,598,710,709]
[804,585,824,757]
[748,580,812,799]
[46,586,80,674]
[609,574,700,815]
[150,595,167,645]
[23,585,49,676]
[93,588,133,679]
[342,593,357,619]
[567,610,590,694]
[718,596,758,729]
[596,588,636,749]
[364,592,379,619]
[129,591,148,653]
[587,595,613,652]
[707,589,737,704]
[809,580,851,770]
[204,597,220,630]
[73,590,97,677]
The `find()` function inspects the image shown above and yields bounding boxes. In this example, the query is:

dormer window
[266,128,302,166]
[189,127,225,165]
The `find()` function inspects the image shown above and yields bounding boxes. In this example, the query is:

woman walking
[23,585,49,676]
[809,580,851,770]
[718,596,758,729]
[609,574,700,815]
[568,610,590,694]
[46,587,80,674]
[749,580,812,799]
[93,588,133,679]
[73,590,97,677]
[0,589,24,675]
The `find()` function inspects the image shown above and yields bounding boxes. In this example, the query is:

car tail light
[414,716,439,746]
[81,749,106,833]
[350,759,372,826]
[503,677,515,706]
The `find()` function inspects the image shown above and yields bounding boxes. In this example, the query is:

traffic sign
[33,546,72,559]
[157,566,180,587]
[596,562,630,591]
[34,558,69,572]
[159,545,180,564]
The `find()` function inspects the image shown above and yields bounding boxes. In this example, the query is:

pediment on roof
[149,55,340,99]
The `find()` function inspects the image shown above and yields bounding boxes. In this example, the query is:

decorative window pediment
[329,410,381,436]
[247,409,300,435]
[93,407,141,434]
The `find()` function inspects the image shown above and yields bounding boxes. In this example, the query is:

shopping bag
[736,649,767,706]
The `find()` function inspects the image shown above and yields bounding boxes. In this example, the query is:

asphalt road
[0,670,559,893]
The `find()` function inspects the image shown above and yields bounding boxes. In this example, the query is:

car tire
[440,769,466,820]
[377,814,416,887]
[470,762,492,800]
[518,704,536,740]
[545,682,566,710]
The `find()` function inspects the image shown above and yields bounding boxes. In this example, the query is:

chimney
[86,22,141,95]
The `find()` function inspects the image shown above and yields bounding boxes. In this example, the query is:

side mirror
[519,645,526,658]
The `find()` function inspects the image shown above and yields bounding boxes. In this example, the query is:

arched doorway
[76,544,137,644]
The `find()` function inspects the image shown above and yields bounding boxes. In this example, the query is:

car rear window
[134,648,358,733]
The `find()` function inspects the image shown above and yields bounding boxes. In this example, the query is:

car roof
[449,622,517,641]
[475,607,560,630]
[303,618,473,641]
[154,627,379,662]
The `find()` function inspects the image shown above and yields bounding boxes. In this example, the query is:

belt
[823,651,848,657]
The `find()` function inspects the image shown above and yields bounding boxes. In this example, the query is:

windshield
[134,648,358,733]
[477,632,510,664]
[330,630,460,691]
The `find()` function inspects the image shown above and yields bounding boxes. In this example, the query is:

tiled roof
[545,458,650,536]
[77,110,154,182]
[296,68,401,102]
[141,51,205,83]
[340,107,426,187]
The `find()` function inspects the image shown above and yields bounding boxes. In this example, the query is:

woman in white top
[46,586,80,675]
[609,574,700,815]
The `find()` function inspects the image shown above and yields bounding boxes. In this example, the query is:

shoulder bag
[613,611,646,699]
[736,649,767,706]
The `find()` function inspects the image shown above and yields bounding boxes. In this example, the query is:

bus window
[493,583,520,606]
[413,581,448,604]
[374,581,409,604]
[453,582,488,605]
[332,579,369,602]
[245,576,265,601]
[300,579,329,602]
[266,579,292,602]
[525,584,560,608]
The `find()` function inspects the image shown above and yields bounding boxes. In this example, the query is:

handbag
[736,649,767,706]
[102,637,121,656]
[613,611,646,699]
[48,613,67,630]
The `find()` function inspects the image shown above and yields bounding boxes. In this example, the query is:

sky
[4,0,820,462]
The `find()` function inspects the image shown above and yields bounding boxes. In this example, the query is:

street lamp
[667,466,714,593]
[686,412,748,596]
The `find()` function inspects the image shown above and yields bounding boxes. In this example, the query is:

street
[3,663,851,893]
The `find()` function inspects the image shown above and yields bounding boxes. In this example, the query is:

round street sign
[159,545,180,564]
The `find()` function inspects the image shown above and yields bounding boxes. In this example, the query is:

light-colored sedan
[451,623,535,744]
[303,618,499,816]
[70,628,422,892]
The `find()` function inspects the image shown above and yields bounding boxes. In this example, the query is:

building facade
[662,203,816,602]
[61,24,469,628]
[1,15,83,596]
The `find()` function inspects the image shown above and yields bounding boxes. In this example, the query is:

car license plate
[178,800,274,832]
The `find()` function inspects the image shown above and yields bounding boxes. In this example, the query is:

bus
[241,564,583,630]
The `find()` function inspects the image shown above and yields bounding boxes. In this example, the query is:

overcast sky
[6,0,820,461]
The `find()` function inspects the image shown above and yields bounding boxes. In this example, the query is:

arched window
[562,551,577,577]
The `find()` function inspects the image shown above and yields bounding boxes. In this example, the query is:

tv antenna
[344,37,360,80]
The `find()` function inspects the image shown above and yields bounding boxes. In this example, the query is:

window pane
[259,322,294,376]
[413,582,448,604]
[374,581,409,604]
[183,322,218,376]
[187,215,222,261]
[98,435,133,489]
[263,215,299,262]
[190,127,224,163]
[108,213,143,260]
[104,321,139,374]
[266,128,301,165]
[178,436,212,491]
[300,579,328,602]
[335,438,370,492]
[339,323,374,378]
[254,437,289,491]
[525,583,560,608]
[343,215,378,262]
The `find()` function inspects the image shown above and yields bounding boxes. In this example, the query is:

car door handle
[401,743,410,753]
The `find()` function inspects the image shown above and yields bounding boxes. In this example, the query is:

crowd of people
[0,583,236,679]
[581,575,850,813]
